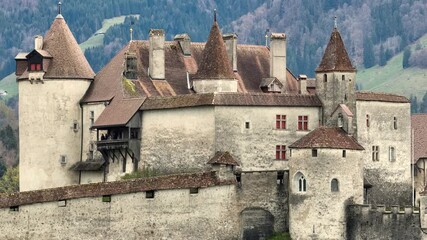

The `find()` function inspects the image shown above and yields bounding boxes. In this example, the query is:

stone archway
[240,207,274,240]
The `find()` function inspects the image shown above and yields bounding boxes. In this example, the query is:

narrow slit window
[331,179,339,192]
[393,117,398,130]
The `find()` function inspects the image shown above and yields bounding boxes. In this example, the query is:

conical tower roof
[315,28,355,73]
[42,15,95,79]
[193,20,235,79]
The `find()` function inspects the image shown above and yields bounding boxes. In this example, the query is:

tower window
[276,145,286,160]
[294,172,307,192]
[393,117,398,130]
[389,146,396,162]
[245,121,250,129]
[276,115,286,129]
[342,75,345,81]
[323,74,327,83]
[372,146,379,161]
[331,179,339,192]
[366,114,370,128]
[312,149,318,157]
[342,150,346,158]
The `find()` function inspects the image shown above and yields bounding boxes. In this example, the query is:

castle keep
[4,6,424,239]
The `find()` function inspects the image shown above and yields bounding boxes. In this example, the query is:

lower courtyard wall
[0,185,239,240]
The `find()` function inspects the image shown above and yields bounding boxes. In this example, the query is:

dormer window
[260,77,283,93]
[124,53,137,79]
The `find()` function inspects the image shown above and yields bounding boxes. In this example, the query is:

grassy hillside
[357,34,427,99]
[80,15,139,52]
[0,73,17,100]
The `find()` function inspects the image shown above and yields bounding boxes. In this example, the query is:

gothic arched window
[294,172,307,192]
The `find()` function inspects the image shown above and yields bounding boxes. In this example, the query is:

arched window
[393,117,398,130]
[323,74,327,83]
[331,178,339,192]
[294,172,307,192]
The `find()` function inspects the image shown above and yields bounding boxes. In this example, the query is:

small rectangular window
[60,155,67,165]
[235,173,242,186]
[312,149,318,157]
[275,145,286,160]
[245,122,250,129]
[10,206,19,212]
[36,63,41,71]
[342,150,346,158]
[276,115,286,129]
[366,114,370,128]
[58,200,67,207]
[298,116,308,130]
[372,146,379,161]
[190,188,199,194]
[393,117,397,130]
[30,63,36,71]
[146,190,155,199]
[389,146,396,162]
[90,111,94,126]
[102,195,111,202]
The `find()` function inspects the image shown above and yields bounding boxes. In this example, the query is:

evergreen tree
[0,166,19,193]
[410,95,419,114]
[420,91,427,113]
[403,48,411,69]
[363,37,375,68]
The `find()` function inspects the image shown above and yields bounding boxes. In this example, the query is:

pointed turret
[192,11,237,93]
[42,15,95,79]
[315,27,355,73]
[315,24,357,128]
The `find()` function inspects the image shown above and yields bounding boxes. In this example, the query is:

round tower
[17,11,94,191]
[288,127,364,239]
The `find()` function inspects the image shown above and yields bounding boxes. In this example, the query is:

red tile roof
[0,171,234,208]
[289,127,364,150]
[207,152,239,166]
[19,15,95,80]
[356,91,409,103]
[412,114,427,162]
[193,21,235,80]
[316,28,355,73]
[81,40,301,103]
[141,92,322,110]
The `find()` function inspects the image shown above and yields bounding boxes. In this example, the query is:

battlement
[348,204,419,216]
[346,204,423,239]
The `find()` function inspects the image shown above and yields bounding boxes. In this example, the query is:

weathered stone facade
[356,100,412,205]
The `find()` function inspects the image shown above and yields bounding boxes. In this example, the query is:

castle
[2,6,426,240]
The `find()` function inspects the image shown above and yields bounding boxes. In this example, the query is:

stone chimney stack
[149,29,165,80]
[269,33,286,85]
[35,35,43,50]
[298,74,308,94]
[223,33,238,72]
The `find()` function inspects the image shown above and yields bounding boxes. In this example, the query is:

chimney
[149,29,165,80]
[174,33,191,56]
[269,33,286,85]
[34,35,43,50]
[223,33,238,72]
[298,74,308,94]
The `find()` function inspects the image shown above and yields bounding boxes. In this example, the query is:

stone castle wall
[356,101,412,205]
[346,204,424,240]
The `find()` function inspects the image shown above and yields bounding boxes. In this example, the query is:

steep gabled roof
[207,151,239,166]
[315,28,355,73]
[289,127,364,150]
[193,20,235,79]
